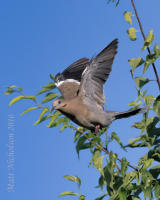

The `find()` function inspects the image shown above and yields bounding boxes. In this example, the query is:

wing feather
[55,57,89,99]
[79,39,118,107]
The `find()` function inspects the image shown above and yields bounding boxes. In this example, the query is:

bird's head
[52,99,67,111]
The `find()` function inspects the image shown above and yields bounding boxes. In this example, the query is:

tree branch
[80,130,137,171]
[131,0,160,91]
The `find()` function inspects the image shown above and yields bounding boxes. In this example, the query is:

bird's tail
[114,106,148,120]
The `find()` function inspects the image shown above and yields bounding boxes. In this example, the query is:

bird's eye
[58,100,61,104]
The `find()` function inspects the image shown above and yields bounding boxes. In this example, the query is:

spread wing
[55,58,89,99]
[78,39,118,107]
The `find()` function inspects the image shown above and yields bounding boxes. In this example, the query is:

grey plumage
[54,58,88,99]
[53,39,147,133]
[79,39,118,107]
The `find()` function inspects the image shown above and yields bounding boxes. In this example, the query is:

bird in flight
[52,39,146,134]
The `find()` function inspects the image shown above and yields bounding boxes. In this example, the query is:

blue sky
[1,0,160,199]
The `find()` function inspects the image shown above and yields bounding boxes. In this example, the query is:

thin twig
[131,0,160,90]
[79,130,137,171]
[80,131,120,171]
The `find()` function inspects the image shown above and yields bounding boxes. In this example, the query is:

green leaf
[9,96,36,106]
[111,132,126,150]
[98,175,105,191]
[95,194,107,200]
[132,120,145,131]
[36,82,56,95]
[76,135,89,156]
[132,197,140,200]
[49,117,68,128]
[43,82,56,88]
[4,87,14,95]
[143,54,157,74]
[142,29,154,51]
[58,191,79,197]
[21,106,40,116]
[34,115,52,125]
[108,0,120,6]
[136,172,141,185]
[154,183,160,199]
[121,158,128,177]
[79,195,85,200]
[153,95,160,118]
[37,88,52,96]
[146,117,160,137]
[76,177,81,188]
[129,57,144,76]
[5,85,23,94]
[74,130,82,142]
[39,108,49,119]
[103,153,118,189]
[127,138,147,148]
[148,147,160,162]
[128,101,142,107]
[93,156,104,174]
[154,44,159,53]
[154,44,160,57]
[134,77,150,89]
[59,122,72,132]
[141,170,154,187]
[9,85,22,90]
[47,111,61,128]
[76,142,91,156]
[123,171,137,186]
[34,108,50,125]
[128,136,142,144]
[143,159,154,170]
[119,187,127,200]
[89,149,101,167]
[143,95,155,105]
[64,175,81,188]
[49,74,55,81]
[123,11,133,24]
[143,186,153,199]
[127,27,138,41]
[109,151,117,168]
[143,59,151,74]
[104,167,112,186]
[41,93,59,104]
[149,165,160,179]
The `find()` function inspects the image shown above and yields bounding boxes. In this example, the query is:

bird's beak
[51,102,57,112]
[51,101,59,112]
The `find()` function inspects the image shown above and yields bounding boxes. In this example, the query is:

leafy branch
[78,129,137,171]
[131,0,160,90]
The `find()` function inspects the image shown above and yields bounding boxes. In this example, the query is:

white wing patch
[82,67,88,76]
[55,79,80,87]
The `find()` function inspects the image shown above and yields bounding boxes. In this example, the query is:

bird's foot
[94,125,100,135]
